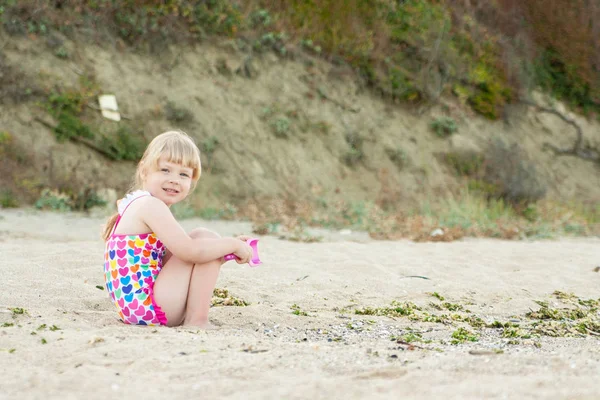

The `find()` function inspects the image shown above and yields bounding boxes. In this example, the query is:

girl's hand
[236,234,253,242]
[233,241,253,264]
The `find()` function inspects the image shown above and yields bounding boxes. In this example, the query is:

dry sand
[0,209,599,400]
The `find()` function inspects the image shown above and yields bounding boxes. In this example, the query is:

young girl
[102,130,253,328]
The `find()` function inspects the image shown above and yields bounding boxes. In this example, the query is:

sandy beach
[1,208,599,400]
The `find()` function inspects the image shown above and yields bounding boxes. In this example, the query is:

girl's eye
[180,173,189,178]
[161,168,169,173]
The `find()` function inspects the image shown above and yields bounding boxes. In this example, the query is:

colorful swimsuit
[103,191,168,326]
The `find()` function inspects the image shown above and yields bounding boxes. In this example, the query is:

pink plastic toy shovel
[224,238,261,267]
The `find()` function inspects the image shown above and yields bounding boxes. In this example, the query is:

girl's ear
[138,161,148,181]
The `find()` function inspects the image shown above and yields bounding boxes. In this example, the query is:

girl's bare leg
[182,258,222,327]
[153,256,194,326]
[153,228,223,327]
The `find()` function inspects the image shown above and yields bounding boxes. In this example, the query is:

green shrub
[271,117,291,138]
[0,190,19,208]
[54,47,68,59]
[345,132,363,148]
[343,132,365,167]
[465,63,513,120]
[113,1,243,44]
[47,89,94,142]
[54,112,94,142]
[387,67,421,102]
[466,179,497,197]
[201,136,219,159]
[521,204,539,222]
[343,148,364,167]
[0,131,13,151]
[311,121,330,134]
[445,151,484,176]
[99,126,146,161]
[48,89,85,114]
[186,1,243,37]
[270,0,381,60]
[71,188,107,210]
[385,147,409,169]
[429,191,516,232]
[200,136,220,171]
[386,0,450,42]
[35,189,72,211]
[164,101,194,125]
[430,117,457,138]
[301,39,322,55]
[250,31,288,55]
[250,9,272,28]
[534,49,600,114]
[35,187,106,211]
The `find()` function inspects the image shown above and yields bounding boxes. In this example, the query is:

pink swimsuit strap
[111,194,151,236]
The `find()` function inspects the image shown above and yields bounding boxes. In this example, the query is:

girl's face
[142,156,194,207]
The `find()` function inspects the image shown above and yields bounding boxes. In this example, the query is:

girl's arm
[138,196,246,264]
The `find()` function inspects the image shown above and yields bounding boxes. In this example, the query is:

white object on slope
[98,94,121,121]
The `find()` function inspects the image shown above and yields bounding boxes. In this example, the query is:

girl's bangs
[147,134,201,180]
[162,140,200,170]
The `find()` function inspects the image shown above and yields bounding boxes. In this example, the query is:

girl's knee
[189,227,221,239]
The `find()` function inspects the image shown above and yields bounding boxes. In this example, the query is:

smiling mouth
[163,188,179,194]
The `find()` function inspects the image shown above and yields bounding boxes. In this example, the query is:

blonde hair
[102,130,202,241]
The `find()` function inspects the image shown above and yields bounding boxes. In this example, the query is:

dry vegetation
[2,0,599,116]
[236,191,599,242]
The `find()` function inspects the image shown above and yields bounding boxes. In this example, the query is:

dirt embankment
[1,32,600,210]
